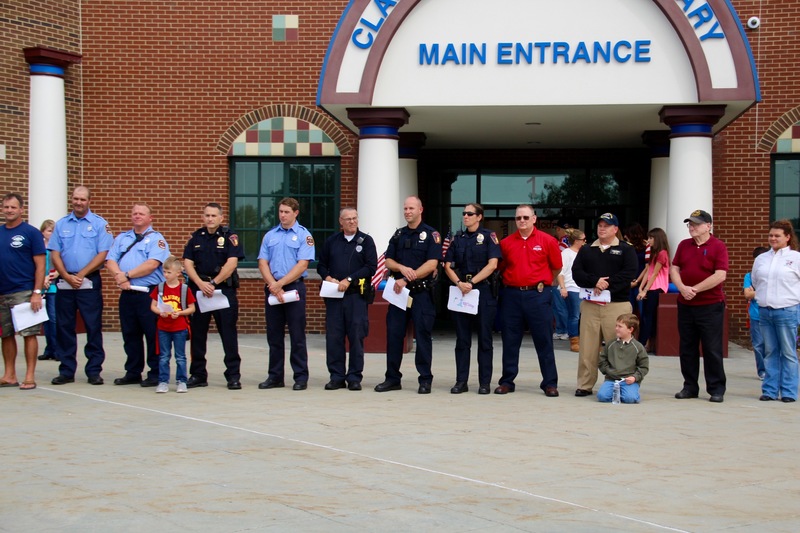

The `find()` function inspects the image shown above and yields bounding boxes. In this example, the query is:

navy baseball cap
[683,209,712,224]
[597,213,619,226]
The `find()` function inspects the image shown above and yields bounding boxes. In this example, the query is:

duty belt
[514,282,547,292]
[407,278,434,294]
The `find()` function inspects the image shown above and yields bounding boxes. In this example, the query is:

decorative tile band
[230,117,340,156]
[273,15,299,41]
[772,121,800,153]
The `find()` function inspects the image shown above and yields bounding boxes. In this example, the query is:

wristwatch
[32,289,43,294]
[210,280,217,286]
[346,277,353,283]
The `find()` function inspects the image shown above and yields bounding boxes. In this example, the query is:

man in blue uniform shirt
[106,203,170,387]
[257,197,316,391]
[48,186,114,385]
[317,207,377,391]
[183,202,245,390]
[0,193,46,390]
[443,203,501,395]
[375,196,442,394]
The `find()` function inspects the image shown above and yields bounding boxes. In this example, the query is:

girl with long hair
[636,228,670,352]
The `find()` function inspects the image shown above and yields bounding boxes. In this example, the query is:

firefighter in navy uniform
[443,203,502,395]
[375,196,442,394]
[316,208,378,391]
[182,202,245,390]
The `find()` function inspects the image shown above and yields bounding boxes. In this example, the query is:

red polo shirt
[500,229,562,287]
[672,234,729,306]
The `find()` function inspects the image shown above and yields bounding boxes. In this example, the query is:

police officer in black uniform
[183,202,245,390]
[375,196,442,394]
[316,208,377,391]
[443,203,502,395]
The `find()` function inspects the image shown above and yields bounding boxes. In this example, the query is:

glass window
[772,156,800,229]
[230,158,339,266]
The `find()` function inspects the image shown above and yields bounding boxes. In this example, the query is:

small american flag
[372,252,387,289]
[441,228,452,260]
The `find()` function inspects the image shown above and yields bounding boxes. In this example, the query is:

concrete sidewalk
[2,332,798,532]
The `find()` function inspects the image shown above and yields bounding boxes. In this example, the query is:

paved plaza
[2,332,799,532]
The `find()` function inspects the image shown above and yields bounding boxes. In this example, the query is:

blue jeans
[552,288,568,335]
[750,318,765,377]
[564,291,581,338]
[759,305,799,400]
[597,380,641,403]
[43,293,59,357]
[158,329,188,384]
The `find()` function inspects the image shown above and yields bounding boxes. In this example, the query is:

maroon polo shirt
[672,234,729,306]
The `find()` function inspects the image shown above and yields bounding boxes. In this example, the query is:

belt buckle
[536,282,544,293]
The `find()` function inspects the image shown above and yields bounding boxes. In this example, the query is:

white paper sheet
[268,289,300,306]
[11,302,49,332]
[128,285,149,293]
[447,286,480,315]
[579,288,611,303]
[381,277,411,310]
[156,299,174,314]
[195,289,230,313]
[319,280,345,299]
[56,278,93,290]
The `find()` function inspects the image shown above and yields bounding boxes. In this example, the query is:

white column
[642,131,670,233]
[24,48,81,228]
[659,106,725,256]
[347,108,410,255]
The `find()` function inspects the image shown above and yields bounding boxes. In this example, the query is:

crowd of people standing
[1,189,797,404]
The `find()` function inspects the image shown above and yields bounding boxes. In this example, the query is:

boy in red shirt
[150,256,196,393]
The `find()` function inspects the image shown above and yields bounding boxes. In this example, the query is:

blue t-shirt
[743,272,759,321]
[0,222,47,294]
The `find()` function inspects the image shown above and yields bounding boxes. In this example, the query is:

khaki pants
[576,300,632,391]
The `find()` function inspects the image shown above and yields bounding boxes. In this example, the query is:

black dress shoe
[494,384,514,394]
[418,382,432,394]
[227,380,242,390]
[140,377,159,387]
[781,397,796,403]
[374,381,401,392]
[478,384,491,395]
[293,382,308,391]
[258,379,285,389]
[51,375,74,385]
[37,354,57,361]
[87,375,104,385]
[450,381,468,394]
[674,389,699,399]
[574,389,592,397]
[544,386,559,397]
[113,375,141,386]
[709,394,724,403]
[759,394,776,401]
[186,376,208,388]
[325,380,346,390]
[347,381,362,391]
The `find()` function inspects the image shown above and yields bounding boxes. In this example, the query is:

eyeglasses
[341,217,358,222]
[462,211,477,217]
[515,215,531,221]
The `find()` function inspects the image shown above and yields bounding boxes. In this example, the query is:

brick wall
[714,1,800,343]
[77,1,356,333]
[0,0,82,208]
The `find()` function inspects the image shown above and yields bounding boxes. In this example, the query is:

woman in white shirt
[751,219,800,402]
[556,228,587,352]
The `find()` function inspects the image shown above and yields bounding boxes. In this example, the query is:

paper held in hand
[381,277,412,310]
[11,302,49,332]
[195,289,231,313]
[268,289,300,306]
[447,286,479,315]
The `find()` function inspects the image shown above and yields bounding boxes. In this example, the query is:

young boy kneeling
[597,313,649,403]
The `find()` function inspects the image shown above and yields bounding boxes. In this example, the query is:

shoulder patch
[157,240,166,249]
[306,235,314,247]
[490,232,499,245]
[432,231,441,244]
[229,234,239,247]
[105,224,112,234]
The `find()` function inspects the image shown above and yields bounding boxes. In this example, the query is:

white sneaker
[552,333,561,340]
[176,382,188,393]
[155,382,169,393]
